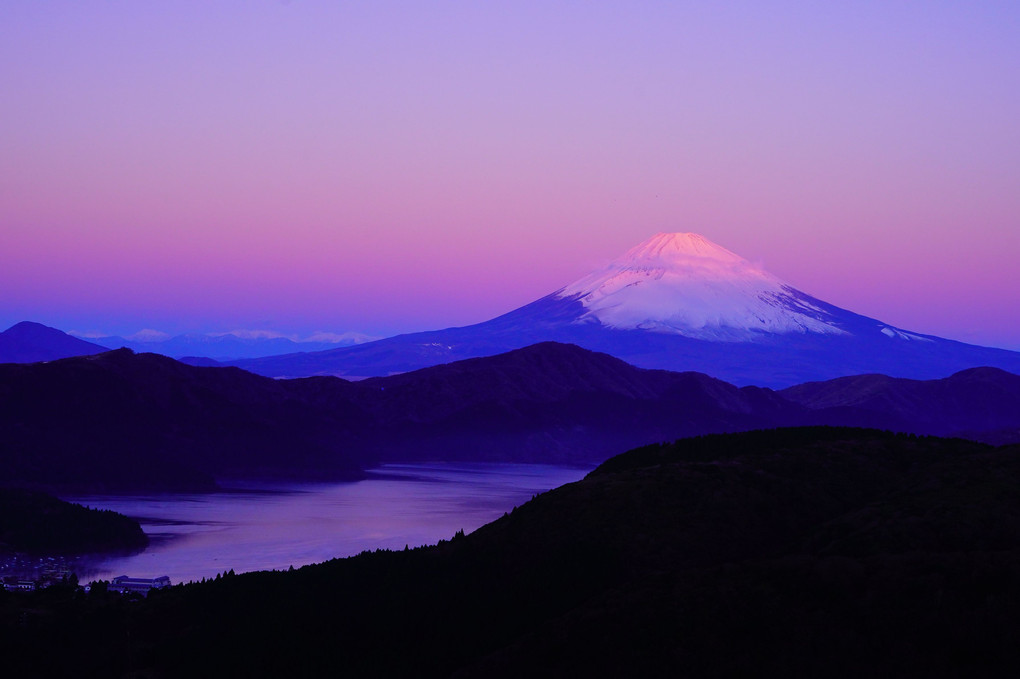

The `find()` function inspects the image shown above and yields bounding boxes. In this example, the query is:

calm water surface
[66,463,590,584]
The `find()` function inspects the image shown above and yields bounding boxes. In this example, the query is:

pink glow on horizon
[1,3,1018,349]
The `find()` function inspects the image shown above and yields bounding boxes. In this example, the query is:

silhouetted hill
[781,366,1020,443]
[341,342,812,463]
[0,321,108,363]
[323,344,1020,461]
[3,428,1019,677]
[3,343,1020,492]
[177,355,223,367]
[2,342,818,491]
[0,349,367,492]
[0,489,147,555]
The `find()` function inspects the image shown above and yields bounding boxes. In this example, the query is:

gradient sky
[2,1,1018,349]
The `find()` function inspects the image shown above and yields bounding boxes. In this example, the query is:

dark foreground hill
[2,428,1019,677]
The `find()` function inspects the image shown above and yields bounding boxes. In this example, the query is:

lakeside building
[2,579,37,592]
[109,575,171,595]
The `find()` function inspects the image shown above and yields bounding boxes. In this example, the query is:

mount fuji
[225,233,1020,387]
[553,232,853,340]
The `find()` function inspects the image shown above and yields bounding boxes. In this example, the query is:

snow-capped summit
[226,232,1020,387]
[556,232,845,340]
[598,231,746,264]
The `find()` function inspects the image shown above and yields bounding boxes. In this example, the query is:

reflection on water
[64,463,590,585]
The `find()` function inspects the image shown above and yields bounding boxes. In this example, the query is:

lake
[65,463,590,585]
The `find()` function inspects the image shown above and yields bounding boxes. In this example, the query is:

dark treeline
[1,427,1019,677]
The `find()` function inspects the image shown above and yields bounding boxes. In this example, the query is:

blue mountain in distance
[0,321,108,363]
[225,233,1020,388]
[95,331,373,361]
[0,322,374,364]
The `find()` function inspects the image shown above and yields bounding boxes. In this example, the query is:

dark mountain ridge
[781,366,1020,443]
[3,342,1019,492]
[340,341,810,463]
[0,349,367,492]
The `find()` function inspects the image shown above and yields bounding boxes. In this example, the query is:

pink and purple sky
[2,2,1018,349]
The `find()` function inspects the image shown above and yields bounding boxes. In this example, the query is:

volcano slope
[4,427,1020,677]
[226,233,1020,387]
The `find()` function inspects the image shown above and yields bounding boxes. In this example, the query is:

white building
[109,575,171,595]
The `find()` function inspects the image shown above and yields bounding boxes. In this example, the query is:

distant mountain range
[220,233,1020,387]
[2,342,1018,492]
[5,233,1018,387]
[0,321,377,364]
[91,331,375,361]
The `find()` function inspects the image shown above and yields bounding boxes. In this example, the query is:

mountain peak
[624,232,748,265]
[556,233,845,340]
[4,321,61,337]
[0,321,109,364]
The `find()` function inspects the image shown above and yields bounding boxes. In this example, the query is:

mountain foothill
[1,339,1018,493]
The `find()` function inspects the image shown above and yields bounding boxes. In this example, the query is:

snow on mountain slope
[556,233,847,340]
[225,232,1020,387]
